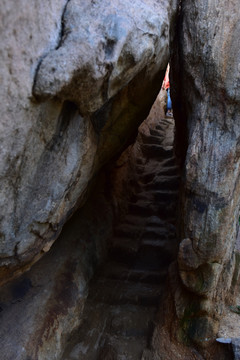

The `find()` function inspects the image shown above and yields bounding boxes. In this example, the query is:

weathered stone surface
[171,0,240,346]
[0,0,178,285]
[148,264,234,360]
[0,172,113,360]
[33,0,171,113]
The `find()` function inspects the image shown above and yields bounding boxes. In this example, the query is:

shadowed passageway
[61,112,180,359]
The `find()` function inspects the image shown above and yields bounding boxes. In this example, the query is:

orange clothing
[162,64,170,90]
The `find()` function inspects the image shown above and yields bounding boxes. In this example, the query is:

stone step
[145,215,176,231]
[61,305,152,359]
[127,202,158,217]
[142,175,180,191]
[141,225,176,239]
[137,164,178,179]
[161,117,175,125]
[123,214,174,229]
[135,156,147,166]
[100,261,167,284]
[124,207,176,226]
[138,132,164,146]
[123,214,148,226]
[99,334,148,360]
[110,225,176,254]
[88,278,164,306]
[135,157,177,174]
[160,139,175,147]
[154,124,172,133]
[153,189,179,201]
[110,235,140,253]
[105,304,156,338]
[114,223,145,239]
[109,242,174,271]
[141,239,178,259]
[128,200,177,219]
[111,223,175,254]
[131,191,154,203]
[148,156,177,169]
[136,171,156,184]
[61,303,156,360]
[149,128,164,137]
[134,189,178,204]
[141,143,173,159]
[156,118,175,128]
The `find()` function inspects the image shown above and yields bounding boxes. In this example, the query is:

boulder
[171,0,240,346]
[0,173,113,360]
[0,0,178,285]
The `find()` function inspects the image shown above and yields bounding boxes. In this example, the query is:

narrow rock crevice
[61,96,180,359]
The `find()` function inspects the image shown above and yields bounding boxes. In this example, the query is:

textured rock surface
[60,104,179,360]
[0,172,113,360]
[0,0,178,285]
[170,0,240,346]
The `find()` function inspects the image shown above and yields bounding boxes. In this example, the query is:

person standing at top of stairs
[162,64,173,118]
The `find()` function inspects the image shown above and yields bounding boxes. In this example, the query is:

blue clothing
[167,88,172,111]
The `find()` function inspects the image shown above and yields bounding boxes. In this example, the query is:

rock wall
[170,0,240,347]
[1,0,239,357]
[0,0,178,286]
[0,170,114,360]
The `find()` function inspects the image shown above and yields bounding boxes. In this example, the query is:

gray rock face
[0,0,178,285]
[33,0,171,114]
[0,173,113,360]
[171,0,240,346]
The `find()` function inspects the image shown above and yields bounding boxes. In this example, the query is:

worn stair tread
[99,334,149,360]
[149,128,164,137]
[134,192,178,206]
[134,189,178,204]
[61,302,156,360]
[114,223,145,238]
[127,202,159,217]
[156,119,174,128]
[141,225,176,239]
[160,117,175,124]
[153,189,178,201]
[160,116,175,127]
[142,175,180,191]
[145,215,176,229]
[141,143,173,158]
[105,305,156,338]
[110,228,175,255]
[109,243,174,271]
[138,132,164,146]
[135,157,147,165]
[88,278,164,306]
[99,261,167,284]
[136,165,179,179]
[135,156,177,173]
[123,214,148,226]
[136,171,179,187]
[128,200,176,218]
[123,210,176,226]
[111,236,141,253]
[141,239,178,258]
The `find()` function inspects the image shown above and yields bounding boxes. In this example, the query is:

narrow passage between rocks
[61,111,180,360]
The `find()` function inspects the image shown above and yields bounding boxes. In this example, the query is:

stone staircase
[61,116,180,360]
